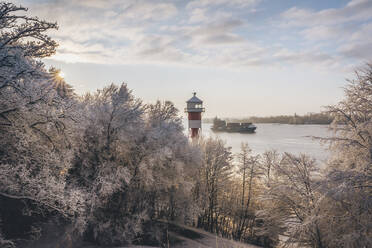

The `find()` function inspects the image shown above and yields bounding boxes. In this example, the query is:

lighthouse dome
[186,92,203,103]
[185,92,204,113]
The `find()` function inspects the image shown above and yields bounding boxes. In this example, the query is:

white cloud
[281,0,372,27]
[188,21,246,47]
[160,18,246,50]
[119,2,177,21]
[186,0,260,9]
[350,22,372,41]
[190,19,244,36]
[339,42,372,60]
[13,0,370,70]
[16,0,265,67]
[300,25,352,41]
[198,34,244,45]
[76,0,117,9]
[272,49,337,67]
[188,8,234,25]
[278,0,372,65]
[189,8,208,24]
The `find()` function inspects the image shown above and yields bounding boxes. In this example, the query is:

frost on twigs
[0,1,83,245]
[315,64,372,247]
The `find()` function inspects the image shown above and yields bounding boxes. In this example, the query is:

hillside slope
[164,222,261,248]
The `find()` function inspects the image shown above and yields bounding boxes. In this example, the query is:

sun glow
[58,71,66,78]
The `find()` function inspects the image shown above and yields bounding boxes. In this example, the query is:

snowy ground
[84,222,260,248]
[121,222,261,248]
[167,223,260,248]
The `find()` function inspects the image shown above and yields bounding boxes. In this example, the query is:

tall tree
[234,143,260,241]
[0,2,84,246]
[196,138,233,233]
[316,63,372,247]
[67,83,144,245]
[258,153,323,247]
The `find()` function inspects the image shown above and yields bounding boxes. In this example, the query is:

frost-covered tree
[233,143,261,241]
[326,63,372,169]
[49,67,74,99]
[0,2,85,245]
[0,2,57,108]
[144,100,199,224]
[257,153,323,248]
[261,150,279,187]
[67,83,144,245]
[66,91,199,245]
[195,138,234,233]
[253,150,282,247]
[315,63,372,247]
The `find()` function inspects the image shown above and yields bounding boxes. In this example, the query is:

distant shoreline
[203,121,330,125]
[204,113,333,125]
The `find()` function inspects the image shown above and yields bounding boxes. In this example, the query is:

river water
[186,122,331,163]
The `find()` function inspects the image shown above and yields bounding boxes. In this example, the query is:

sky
[15,0,372,117]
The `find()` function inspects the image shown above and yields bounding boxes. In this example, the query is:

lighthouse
[185,92,205,139]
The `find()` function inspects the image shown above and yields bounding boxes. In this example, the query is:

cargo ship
[211,117,257,133]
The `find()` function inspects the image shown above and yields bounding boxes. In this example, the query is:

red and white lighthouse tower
[185,92,205,139]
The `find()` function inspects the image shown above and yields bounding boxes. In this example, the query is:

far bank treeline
[1,2,371,248]
[205,112,334,125]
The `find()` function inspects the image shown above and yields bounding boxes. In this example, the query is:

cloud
[186,0,260,9]
[199,34,244,45]
[277,0,372,66]
[300,26,351,41]
[190,19,244,36]
[134,35,179,58]
[13,0,371,71]
[281,0,372,27]
[272,49,337,66]
[350,22,372,41]
[76,0,118,9]
[189,8,208,24]
[160,18,246,50]
[188,20,246,47]
[339,42,372,60]
[119,2,177,21]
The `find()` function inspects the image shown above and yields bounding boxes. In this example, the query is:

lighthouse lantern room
[185,92,205,139]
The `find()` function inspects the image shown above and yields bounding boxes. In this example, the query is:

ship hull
[211,118,257,133]
[211,127,256,133]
